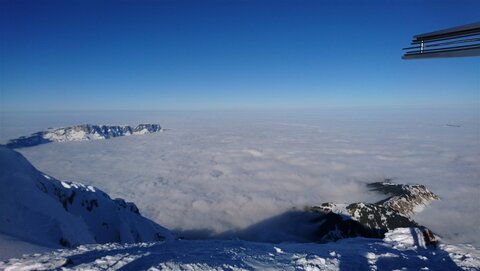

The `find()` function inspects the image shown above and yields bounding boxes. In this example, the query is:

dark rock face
[306,181,438,242]
[5,124,162,148]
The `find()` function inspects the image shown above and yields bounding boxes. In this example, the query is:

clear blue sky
[1,0,479,111]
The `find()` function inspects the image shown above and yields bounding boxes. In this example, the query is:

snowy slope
[0,234,52,261]
[5,124,162,148]
[0,146,172,249]
[1,228,478,270]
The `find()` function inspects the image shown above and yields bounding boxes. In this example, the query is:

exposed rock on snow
[205,181,439,244]
[306,181,439,242]
[0,146,172,248]
[367,181,439,216]
[5,124,162,148]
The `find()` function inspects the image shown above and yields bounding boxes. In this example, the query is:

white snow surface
[1,228,479,270]
[1,109,479,246]
[0,146,172,250]
[0,234,53,261]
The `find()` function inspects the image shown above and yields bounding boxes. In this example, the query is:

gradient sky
[1,0,479,111]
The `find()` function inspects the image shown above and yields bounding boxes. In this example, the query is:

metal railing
[402,22,480,59]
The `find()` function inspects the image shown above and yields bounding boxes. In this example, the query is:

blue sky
[1,0,479,111]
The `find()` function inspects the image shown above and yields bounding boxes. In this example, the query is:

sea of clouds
[1,109,478,245]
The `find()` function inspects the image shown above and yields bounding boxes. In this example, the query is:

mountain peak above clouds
[5,124,162,148]
[307,181,439,243]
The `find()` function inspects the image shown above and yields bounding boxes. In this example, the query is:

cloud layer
[5,109,479,245]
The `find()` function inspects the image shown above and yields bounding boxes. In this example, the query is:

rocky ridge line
[5,124,162,148]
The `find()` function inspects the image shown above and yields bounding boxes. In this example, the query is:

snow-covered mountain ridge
[0,146,172,249]
[5,124,162,148]
[306,181,439,242]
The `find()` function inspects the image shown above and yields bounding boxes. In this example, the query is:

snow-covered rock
[306,181,439,242]
[0,146,172,248]
[367,181,439,216]
[5,124,162,148]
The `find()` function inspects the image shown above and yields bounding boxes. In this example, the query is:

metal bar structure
[402,22,480,59]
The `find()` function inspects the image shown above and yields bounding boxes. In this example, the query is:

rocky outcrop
[306,181,439,242]
[367,181,439,216]
[5,124,162,148]
[0,146,172,248]
[214,181,439,245]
